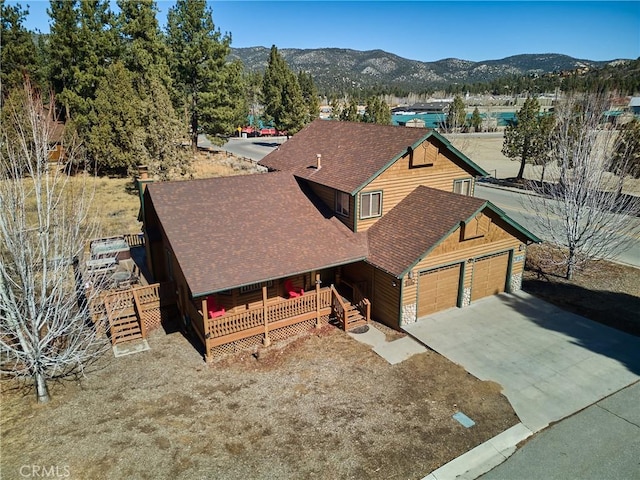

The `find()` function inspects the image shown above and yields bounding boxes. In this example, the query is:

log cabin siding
[357,140,475,232]
[401,211,527,320]
[371,268,401,329]
[306,181,355,230]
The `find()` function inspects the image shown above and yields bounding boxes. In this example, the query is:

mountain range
[230,47,628,92]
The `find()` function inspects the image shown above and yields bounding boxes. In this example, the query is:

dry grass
[524,244,640,336]
[87,152,262,237]
[1,325,517,480]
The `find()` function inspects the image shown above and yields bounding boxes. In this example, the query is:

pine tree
[117,0,172,88]
[166,0,241,150]
[502,97,551,181]
[362,96,391,125]
[447,95,467,132]
[471,107,482,132]
[0,1,41,97]
[85,62,145,175]
[117,0,189,178]
[339,98,359,122]
[298,70,319,124]
[262,45,306,135]
[47,0,118,132]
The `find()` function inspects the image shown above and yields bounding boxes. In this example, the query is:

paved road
[475,183,640,268]
[480,382,640,480]
[200,134,286,161]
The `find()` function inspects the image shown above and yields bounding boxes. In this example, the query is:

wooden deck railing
[100,281,176,345]
[193,287,333,358]
[123,233,145,248]
[339,279,371,326]
[187,283,371,360]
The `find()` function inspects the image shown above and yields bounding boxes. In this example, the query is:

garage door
[418,264,461,317]
[471,252,509,302]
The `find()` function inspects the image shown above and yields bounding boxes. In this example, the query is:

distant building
[628,97,640,117]
[392,102,450,115]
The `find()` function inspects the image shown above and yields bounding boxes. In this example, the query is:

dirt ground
[4,135,637,479]
[1,322,517,480]
[523,244,640,336]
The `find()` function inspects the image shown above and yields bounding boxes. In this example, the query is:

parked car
[259,127,276,136]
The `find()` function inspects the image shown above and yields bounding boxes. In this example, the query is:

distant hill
[230,47,630,93]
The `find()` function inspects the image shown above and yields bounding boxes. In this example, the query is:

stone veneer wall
[401,303,417,326]
[461,287,471,307]
[510,272,523,292]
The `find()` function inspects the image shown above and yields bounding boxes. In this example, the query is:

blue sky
[11,1,640,62]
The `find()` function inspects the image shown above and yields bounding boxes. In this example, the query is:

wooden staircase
[104,290,145,344]
[344,300,367,330]
[330,285,370,331]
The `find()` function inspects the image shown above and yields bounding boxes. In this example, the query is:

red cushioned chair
[206,296,225,318]
[284,279,304,298]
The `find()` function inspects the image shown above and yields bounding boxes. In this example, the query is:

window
[360,191,382,219]
[240,280,273,294]
[453,179,472,196]
[335,191,350,216]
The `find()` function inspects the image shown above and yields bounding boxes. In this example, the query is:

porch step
[110,317,143,344]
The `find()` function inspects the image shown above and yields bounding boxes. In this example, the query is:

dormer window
[360,191,382,219]
[335,191,350,216]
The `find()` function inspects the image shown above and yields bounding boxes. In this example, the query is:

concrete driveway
[403,291,640,432]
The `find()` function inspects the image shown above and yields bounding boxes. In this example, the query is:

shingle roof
[147,172,368,297]
[366,186,486,277]
[259,120,431,194]
[259,119,487,194]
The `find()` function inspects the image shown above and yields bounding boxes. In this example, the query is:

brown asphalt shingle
[147,172,368,297]
[367,186,486,277]
[259,119,431,194]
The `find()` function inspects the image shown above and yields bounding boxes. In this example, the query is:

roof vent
[316,153,322,170]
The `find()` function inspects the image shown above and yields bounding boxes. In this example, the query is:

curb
[422,423,533,480]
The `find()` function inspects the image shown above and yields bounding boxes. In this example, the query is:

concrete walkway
[403,291,640,479]
[347,325,427,365]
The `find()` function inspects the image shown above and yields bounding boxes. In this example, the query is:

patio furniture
[284,279,304,298]
[206,296,226,318]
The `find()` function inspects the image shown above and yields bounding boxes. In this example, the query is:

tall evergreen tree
[117,0,188,178]
[471,107,482,132]
[85,61,144,175]
[362,96,391,125]
[298,70,319,123]
[447,95,467,132]
[502,97,551,181]
[47,0,118,132]
[262,45,306,135]
[117,0,171,88]
[0,1,41,97]
[166,0,241,150]
[339,98,359,122]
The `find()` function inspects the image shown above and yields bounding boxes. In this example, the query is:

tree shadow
[502,287,640,375]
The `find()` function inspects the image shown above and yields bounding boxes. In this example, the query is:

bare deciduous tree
[0,82,108,403]
[525,94,640,280]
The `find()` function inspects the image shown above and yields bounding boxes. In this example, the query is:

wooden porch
[186,280,370,361]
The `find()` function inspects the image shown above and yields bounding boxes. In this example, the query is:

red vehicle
[259,127,276,136]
